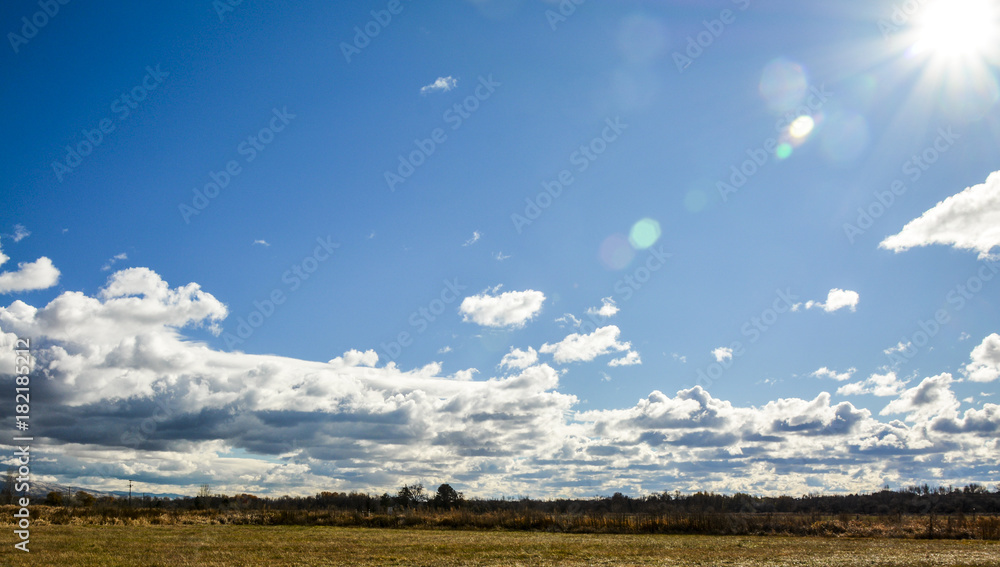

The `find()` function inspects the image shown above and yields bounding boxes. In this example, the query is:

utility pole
[129,480,133,507]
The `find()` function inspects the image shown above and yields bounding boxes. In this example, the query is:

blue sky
[2,0,999,497]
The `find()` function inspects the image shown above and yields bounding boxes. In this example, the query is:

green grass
[3,526,1000,566]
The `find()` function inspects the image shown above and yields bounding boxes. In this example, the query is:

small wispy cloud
[420,76,458,95]
[101,252,128,272]
[672,353,687,364]
[712,347,733,362]
[586,297,619,318]
[253,240,271,247]
[792,288,860,313]
[555,313,582,328]
[494,251,511,261]
[463,231,482,247]
[437,346,453,354]
[811,367,856,382]
[12,224,30,242]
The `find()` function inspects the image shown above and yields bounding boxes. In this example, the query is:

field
[2,526,999,566]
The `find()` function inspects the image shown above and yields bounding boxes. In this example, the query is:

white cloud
[586,297,619,318]
[438,346,453,354]
[540,325,630,364]
[329,349,379,367]
[463,231,481,247]
[881,170,1000,259]
[959,332,972,341]
[881,373,959,422]
[494,251,510,261]
[3,265,999,499]
[837,371,906,397]
[555,313,581,328]
[672,353,687,363]
[884,341,913,355]
[608,350,641,367]
[0,239,60,294]
[420,76,458,95]
[712,347,733,363]
[101,252,129,271]
[500,346,538,370]
[812,367,856,382]
[965,333,1000,382]
[253,240,270,247]
[12,224,30,242]
[459,286,545,328]
[793,289,859,313]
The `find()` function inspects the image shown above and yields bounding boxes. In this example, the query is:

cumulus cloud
[459,286,545,328]
[500,346,538,370]
[0,239,60,293]
[329,349,379,367]
[712,347,733,363]
[881,170,1000,258]
[420,76,458,94]
[586,297,619,318]
[540,325,631,364]
[793,289,859,313]
[837,371,906,397]
[965,333,1000,382]
[608,350,641,367]
[812,367,856,382]
[1,267,998,499]
[253,240,270,247]
[881,373,959,422]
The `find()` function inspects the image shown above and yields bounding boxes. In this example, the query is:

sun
[910,0,999,59]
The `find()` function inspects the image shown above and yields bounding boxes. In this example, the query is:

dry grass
[1,525,999,566]
[6,506,999,540]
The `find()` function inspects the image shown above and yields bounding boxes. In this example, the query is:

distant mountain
[7,479,185,502]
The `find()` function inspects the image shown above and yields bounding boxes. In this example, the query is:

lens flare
[599,234,635,270]
[775,143,793,160]
[629,218,661,249]
[759,58,809,113]
[912,0,998,59]
[788,116,815,139]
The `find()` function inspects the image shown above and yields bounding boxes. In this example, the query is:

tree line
[6,478,999,517]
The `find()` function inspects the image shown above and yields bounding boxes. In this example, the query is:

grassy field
[2,526,999,566]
